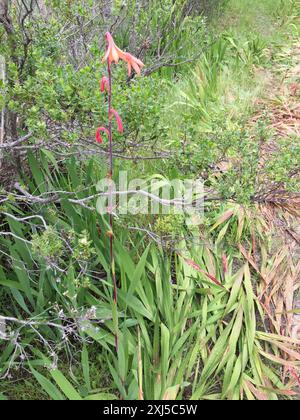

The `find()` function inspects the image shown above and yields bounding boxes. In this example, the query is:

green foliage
[154,214,185,236]
[0,151,298,400]
[73,230,97,261]
[1,0,300,401]
[32,227,64,259]
[265,137,300,192]
[116,74,169,146]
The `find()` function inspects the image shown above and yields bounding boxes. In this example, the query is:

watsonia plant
[95,32,144,350]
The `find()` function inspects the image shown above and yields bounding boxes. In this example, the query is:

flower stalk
[96,32,144,352]
[106,53,118,351]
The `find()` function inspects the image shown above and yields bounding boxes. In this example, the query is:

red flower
[95,127,109,143]
[100,76,110,93]
[124,52,145,76]
[103,32,123,64]
[109,108,124,133]
[103,32,144,76]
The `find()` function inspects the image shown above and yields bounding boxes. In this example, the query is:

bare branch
[0,211,48,229]
[0,231,32,244]
[0,132,33,148]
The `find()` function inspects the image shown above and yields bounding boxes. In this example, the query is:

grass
[167,0,299,127]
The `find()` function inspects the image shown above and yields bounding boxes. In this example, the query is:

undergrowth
[0,0,299,400]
